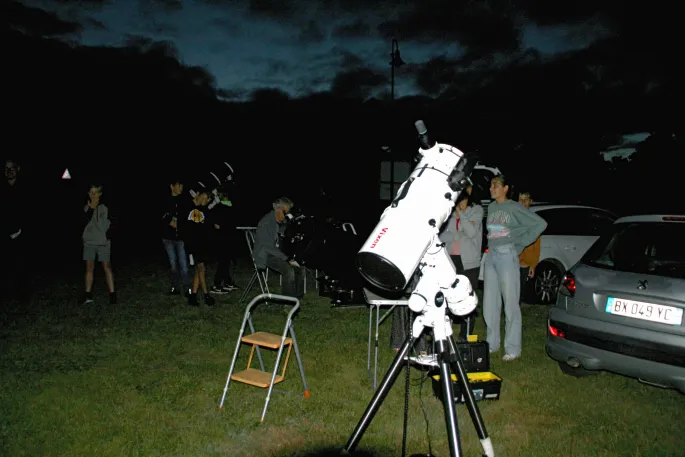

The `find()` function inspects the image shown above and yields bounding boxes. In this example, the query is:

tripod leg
[448,336,495,457]
[341,335,414,455]
[436,339,463,457]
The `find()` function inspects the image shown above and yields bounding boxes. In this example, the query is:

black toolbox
[430,336,502,403]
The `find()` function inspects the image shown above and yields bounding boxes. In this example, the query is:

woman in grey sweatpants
[483,176,547,361]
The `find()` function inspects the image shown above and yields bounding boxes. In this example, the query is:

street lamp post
[390,38,405,101]
[388,38,406,198]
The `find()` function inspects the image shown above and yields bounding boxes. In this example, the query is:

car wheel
[533,261,562,304]
[558,361,598,377]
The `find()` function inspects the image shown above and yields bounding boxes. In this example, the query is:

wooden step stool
[219,293,310,423]
[230,331,293,388]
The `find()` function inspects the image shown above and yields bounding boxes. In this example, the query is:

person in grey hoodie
[82,184,116,305]
[253,197,304,298]
[439,191,484,339]
[483,175,547,361]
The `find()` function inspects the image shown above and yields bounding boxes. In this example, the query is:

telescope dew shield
[357,148,469,292]
[357,208,434,291]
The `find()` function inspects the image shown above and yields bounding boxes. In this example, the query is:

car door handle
[564,245,576,251]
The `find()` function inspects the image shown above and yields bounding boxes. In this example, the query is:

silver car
[545,214,685,393]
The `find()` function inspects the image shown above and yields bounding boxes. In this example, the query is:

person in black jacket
[0,158,31,304]
[161,178,191,296]
[179,187,215,307]
[209,187,238,294]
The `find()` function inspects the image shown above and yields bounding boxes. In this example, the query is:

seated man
[253,197,304,299]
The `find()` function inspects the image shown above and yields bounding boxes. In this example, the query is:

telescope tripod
[341,312,495,457]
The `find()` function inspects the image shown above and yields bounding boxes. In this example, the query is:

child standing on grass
[162,178,191,297]
[180,188,215,307]
[209,187,239,294]
[82,184,117,305]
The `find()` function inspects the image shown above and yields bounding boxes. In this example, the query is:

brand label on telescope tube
[369,228,388,248]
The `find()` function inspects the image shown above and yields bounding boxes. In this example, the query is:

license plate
[605,297,683,326]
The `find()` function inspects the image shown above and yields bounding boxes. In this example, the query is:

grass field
[1,260,683,457]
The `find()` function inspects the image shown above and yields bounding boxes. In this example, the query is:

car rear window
[583,222,685,279]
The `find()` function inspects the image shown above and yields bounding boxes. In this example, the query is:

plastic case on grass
[430,334,503,403]
[431,371,503,403]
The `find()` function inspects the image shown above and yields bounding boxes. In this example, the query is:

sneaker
[210,286,226,294]
[502,353,520,362]
[109,292,118,305]
[187,293,199,307]
[82,292,94,305]
[204,294,215,307]
[221,285,235,293]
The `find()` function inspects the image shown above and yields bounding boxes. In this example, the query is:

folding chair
[237,227,270,303]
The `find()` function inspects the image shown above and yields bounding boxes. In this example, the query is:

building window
[380,161,411,200]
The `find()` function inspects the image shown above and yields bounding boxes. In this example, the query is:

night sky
[26,0,615,101]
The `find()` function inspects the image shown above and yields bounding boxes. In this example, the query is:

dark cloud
[51,0,109,6]
[307,47,365,74]
[340,50,364,69]
[412,47,546,97]
[2,1,82,37]
[332,20,372,38]
[137,0,182,35]
[265,59,292,76]
[414,56,459,95]
[124,35,180,60]
[403,1,682,99]
[244,0,395,18]
[294,74,330,95]
[516,1,610,27]
[142,19,179,35]
[141,0,183,12]
[248,0,297,18]
[330,68,386,99]
[210,17,242,36]
[298,20,325,43]
[83,17,107,30]
[378,1,521,55]
[519,2,680,57]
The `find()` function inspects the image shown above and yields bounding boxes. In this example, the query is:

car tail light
[663,216,685,222]
[484,248,489,253]
[560,272,576,297]
[548,322,566,339]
